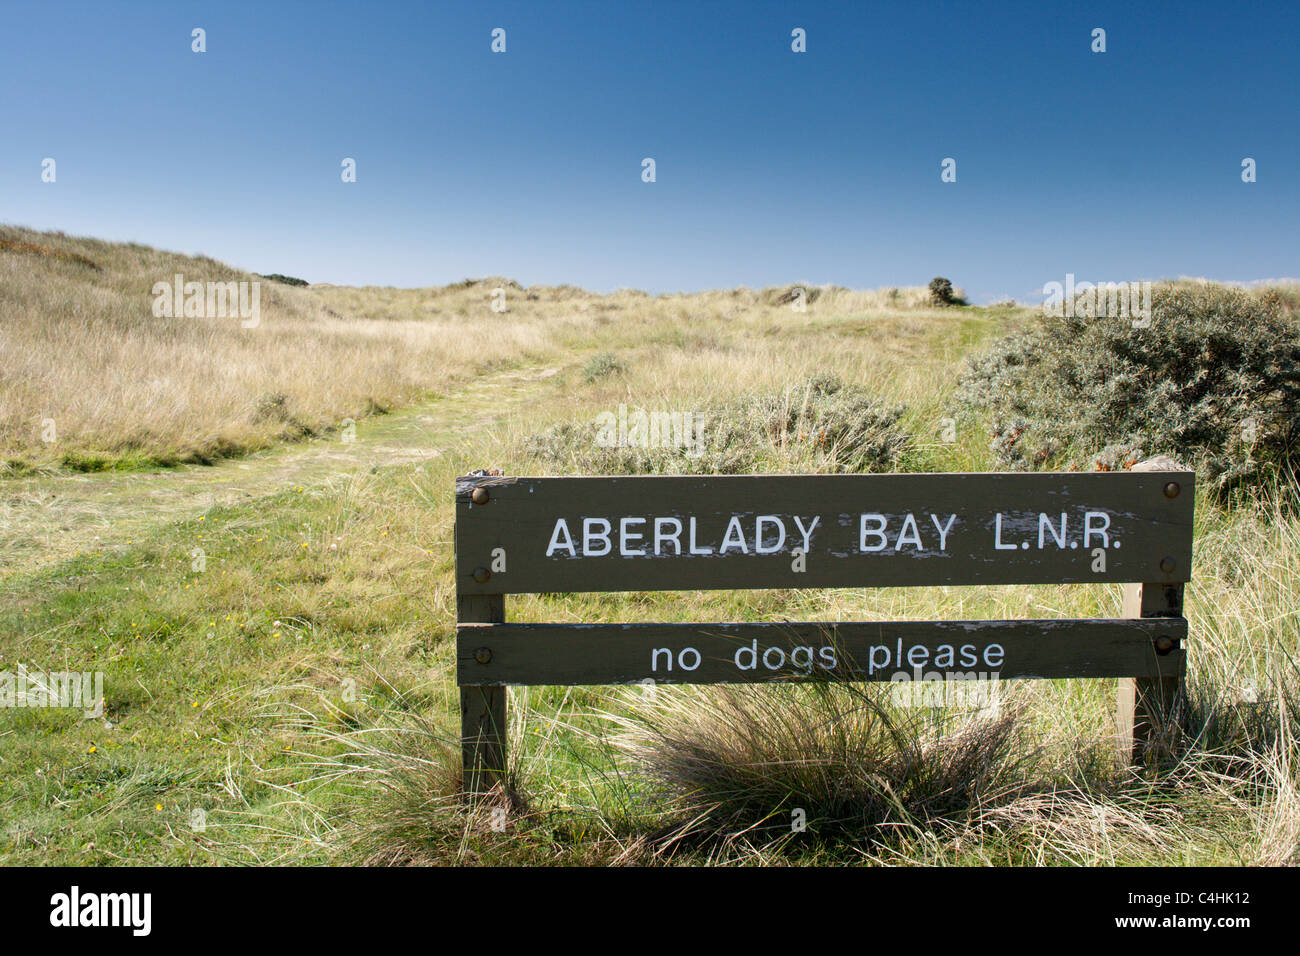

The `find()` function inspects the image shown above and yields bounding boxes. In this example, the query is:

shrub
[524,374,911,475]
[259,273,309,286]
[929,277,958,306]
[581,351,626,383]
[958,283,1300,494]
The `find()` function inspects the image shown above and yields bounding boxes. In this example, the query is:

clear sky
[2,0,1296,301]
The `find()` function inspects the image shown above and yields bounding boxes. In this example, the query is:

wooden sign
[454,472,1194,594]
[453,468,1195,796]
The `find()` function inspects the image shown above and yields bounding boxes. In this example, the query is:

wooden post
[459,593,506,798]
[1116,456,1189,767]
[1116,581,1185,767]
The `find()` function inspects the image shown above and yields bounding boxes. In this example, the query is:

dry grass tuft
[609,683,1039,855]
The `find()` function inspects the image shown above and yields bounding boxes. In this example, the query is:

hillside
[1,226,964,475]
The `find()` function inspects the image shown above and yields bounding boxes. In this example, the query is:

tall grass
[0,227,569,471]
[1,226,951,474]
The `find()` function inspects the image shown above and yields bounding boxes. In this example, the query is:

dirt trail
[0,366,557,581]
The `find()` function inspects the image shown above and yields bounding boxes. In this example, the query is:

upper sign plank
[454,472,1195,594]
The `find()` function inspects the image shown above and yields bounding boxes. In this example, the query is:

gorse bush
[929,276,958,306]
[524,374,911,475]
[958,282,1300,494]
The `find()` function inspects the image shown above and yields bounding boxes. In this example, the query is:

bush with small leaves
[582,352,626,383]
[929,277,957,306]
[524,374,911,475]
[958,283,1300,495]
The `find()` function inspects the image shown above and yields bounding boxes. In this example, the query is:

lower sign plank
[457,618,1187,686]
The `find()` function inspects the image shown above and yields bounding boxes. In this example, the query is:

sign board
[453,470,1195,795]
[458,618,1187,686]
[454,472,1194,594]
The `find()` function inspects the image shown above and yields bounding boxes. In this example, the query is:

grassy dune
[1,229,1297,866]
[1,227,562,472]
[1,226,967,475]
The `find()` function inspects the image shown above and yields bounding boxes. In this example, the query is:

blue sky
[2,0,1296,301]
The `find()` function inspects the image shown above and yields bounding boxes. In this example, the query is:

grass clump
[274,702,514,865]
[958,282,1300,494]
[262,695,640,866]
[759,284,822,307]
[610,683,1034,855]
